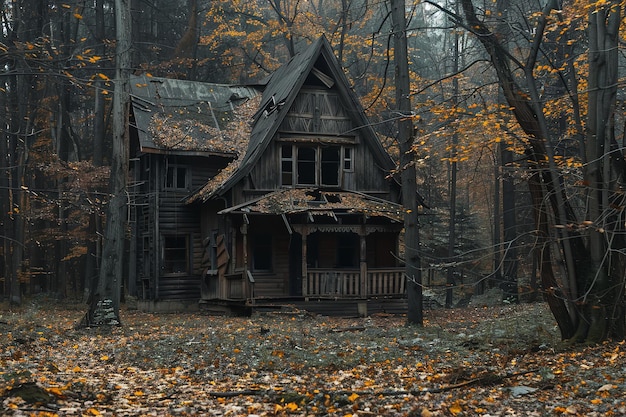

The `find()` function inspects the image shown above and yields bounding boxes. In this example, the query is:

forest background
[1,0,626,343]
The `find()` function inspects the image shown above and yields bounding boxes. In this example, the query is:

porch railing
[305,268,405,298]
[367,268,405,296]
[306,269,361,297]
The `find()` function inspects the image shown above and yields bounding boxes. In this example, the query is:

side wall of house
[134,154,226,300]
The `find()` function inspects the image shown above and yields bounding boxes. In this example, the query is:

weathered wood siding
[241,87,394,201]
[134,154,226,300]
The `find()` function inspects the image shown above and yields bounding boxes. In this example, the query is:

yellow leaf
[134,390,144,396]
[591,398,602,404]
[72,366,81,372]
[348,392,359,402]
[100,355,109,361]
[286,402,298,411]
[449,402,463,415]
[74,13,83,19]
[47,387,64,397]
[86,407,101,415]
[97,73,109,81]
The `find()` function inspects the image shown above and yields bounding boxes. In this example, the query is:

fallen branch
[205,369,540,398]
[423,369,539,393]
[330,326,366,333]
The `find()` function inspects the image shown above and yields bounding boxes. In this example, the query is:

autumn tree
[428,0,626,342]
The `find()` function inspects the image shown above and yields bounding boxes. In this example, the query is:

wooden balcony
[304,268,405,298]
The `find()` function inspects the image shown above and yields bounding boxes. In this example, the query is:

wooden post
[360,227,367,297]
[301,228,308,300]
[241,221,248,299]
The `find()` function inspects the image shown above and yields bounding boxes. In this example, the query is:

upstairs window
[164,165,189,190]
[281,145,294,186]
[281,144,351,187]
[343,147,353,171]
[297,146,317,185]
[321,147,340,185]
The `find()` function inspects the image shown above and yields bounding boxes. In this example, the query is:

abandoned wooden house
[129,36,407,316]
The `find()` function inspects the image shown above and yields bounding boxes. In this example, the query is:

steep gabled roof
[130,75,259,156]
[189,35,397,203]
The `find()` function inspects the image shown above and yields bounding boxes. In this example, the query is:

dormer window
[281,144,352,187]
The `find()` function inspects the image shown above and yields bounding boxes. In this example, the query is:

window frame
[342,147,353,172]
[163,164,190,190]
[162,234,190,275]
[280,143,352,187]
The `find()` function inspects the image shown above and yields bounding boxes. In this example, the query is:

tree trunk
[576,1,623,342]
[390,0,422,325]
[446,3,460,309]
[81,0,131,327]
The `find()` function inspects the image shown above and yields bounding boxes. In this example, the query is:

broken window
[321,146,340,186]
[297,146,316,185]
[162,235,189,274]
[282,144,349,187]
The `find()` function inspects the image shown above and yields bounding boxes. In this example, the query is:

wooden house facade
[129,36,407,315]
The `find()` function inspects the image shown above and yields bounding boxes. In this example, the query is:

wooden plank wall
[135,155,226,301]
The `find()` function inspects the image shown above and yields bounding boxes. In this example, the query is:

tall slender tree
[81,0,132,326]
[390,0,423,325]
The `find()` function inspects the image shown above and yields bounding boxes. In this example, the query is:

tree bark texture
[390,0,422,325]
[83,0,132,326]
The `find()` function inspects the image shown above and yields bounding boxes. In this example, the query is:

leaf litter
[1,300,625,416]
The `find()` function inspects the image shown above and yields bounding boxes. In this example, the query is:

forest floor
[0,298,625,416]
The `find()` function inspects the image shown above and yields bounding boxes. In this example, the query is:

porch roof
[218,188,404,222]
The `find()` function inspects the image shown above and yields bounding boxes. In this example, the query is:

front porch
[221,267,406,301]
